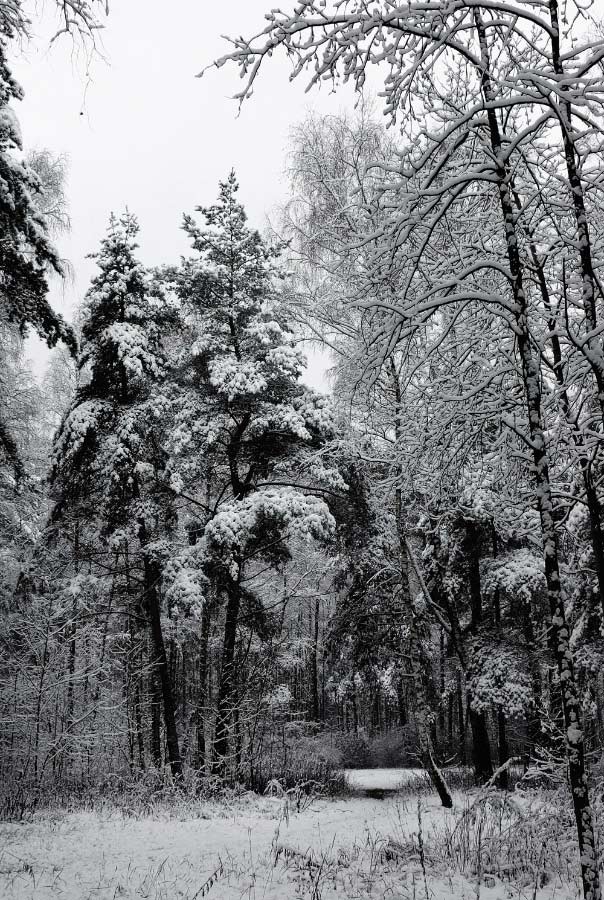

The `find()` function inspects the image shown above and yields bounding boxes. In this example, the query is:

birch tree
[212,3,604,894]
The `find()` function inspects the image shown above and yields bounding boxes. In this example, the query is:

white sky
[12,0,357,386]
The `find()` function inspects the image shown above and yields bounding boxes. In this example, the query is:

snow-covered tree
[0,34,72,347]
[0,22,75,483]
[51,212,183,778]
[167,172,339,772]
[213,6,604,888]
[26,149,70,237]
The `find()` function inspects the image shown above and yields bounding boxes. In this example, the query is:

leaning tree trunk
[422,517,492,784]
[408,619,454,809]
[389,359,453,808]
[474,12,600,897]
[400,597,453,802]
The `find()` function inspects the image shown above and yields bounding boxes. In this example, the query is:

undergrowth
[0,764,594,899]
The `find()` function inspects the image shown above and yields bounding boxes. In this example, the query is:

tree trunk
[311,593,321,721]
[398,678,407,727]
[512,180,604,622]
[465,522,493,783]
[466,523,482,630]
[447,691,454,755]
[410,633,453,809]
[212,577,241,774]
[468,704,493,785]
[493,531,510,790]
[196,603,211,770]
[150,664,162,768]
[389,358,453,805]
[438,627,446,744]
[142,548,182,779]
[397,539,453,804]
[548,0,604,432]
[474,12,600,896]
[134,669,145,770]
[64,522,80,773]
[458,686,467,764]
[497,708,510,791]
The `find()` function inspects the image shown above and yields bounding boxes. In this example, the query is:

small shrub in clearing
[368,726,418,767]
[246,723,346,796]
[427,787,580,888]
[336,731,371,768]
[0,779,37,821]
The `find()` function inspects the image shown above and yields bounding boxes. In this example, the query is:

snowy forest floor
[0,770,584,900]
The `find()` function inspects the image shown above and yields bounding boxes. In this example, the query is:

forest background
[2,3,604,900]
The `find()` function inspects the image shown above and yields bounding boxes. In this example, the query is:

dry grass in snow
[0,773,585,900]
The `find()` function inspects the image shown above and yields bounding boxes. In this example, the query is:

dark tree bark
[465,523,493,783]
[212,577,241,774]
[492,530,509,790]
[438,627,446,743]
[465,523,482,630]
[65,523,79,767]
[497,709,510,791]
[196,603,211,769]
[457,673,466,764]
[468,705,493,784]
[142,546,182,779]
[150,666,162,768]
[311,593,321,721]
[134,668,145,770]
[397,678,408,728]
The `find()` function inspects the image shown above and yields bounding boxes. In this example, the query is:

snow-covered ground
[345,767,425,790]
[0,775,581,899]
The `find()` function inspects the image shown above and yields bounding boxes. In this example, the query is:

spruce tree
[52,213,182,778]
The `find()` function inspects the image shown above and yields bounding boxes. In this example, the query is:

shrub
[368,727,417,767]
[336,731,371,768]
[246,723,346,795]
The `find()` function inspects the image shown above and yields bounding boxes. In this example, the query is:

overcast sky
[12,0,357,385]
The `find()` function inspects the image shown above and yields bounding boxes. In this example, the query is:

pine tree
[167,172,339,773]
[52,213,183,778]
